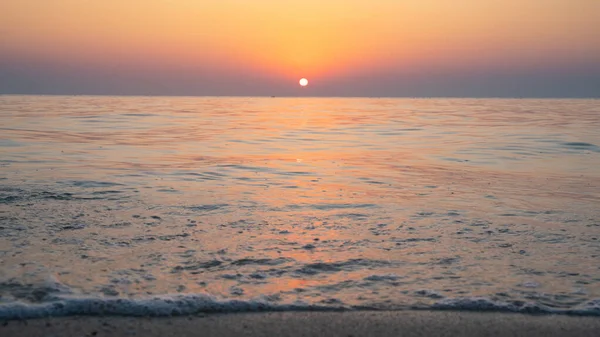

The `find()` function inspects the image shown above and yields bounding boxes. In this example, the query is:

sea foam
[1,294,600,320]
[431,297,600,316]
[0,294,342,320]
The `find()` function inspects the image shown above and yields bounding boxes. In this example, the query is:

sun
[299,78,308,87]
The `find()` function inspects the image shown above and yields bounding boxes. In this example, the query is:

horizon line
[1,93,599,100]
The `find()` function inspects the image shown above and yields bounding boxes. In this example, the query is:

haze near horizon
[1,0,599,97]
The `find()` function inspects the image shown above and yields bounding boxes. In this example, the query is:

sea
[1,96,599,319]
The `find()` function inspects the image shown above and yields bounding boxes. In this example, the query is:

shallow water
[1,96,599,318]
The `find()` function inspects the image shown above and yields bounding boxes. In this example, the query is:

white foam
[0,293,344,320]
[432,297,600,316]
[1,295,599,320]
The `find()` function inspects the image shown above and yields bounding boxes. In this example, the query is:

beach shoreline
[3,310,600,337]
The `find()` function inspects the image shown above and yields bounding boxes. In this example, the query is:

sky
[1,0,599,97]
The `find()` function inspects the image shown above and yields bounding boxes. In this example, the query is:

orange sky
[1,0,599,96]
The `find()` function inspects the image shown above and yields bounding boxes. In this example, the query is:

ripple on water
[287,203,377,211]
[561,142,600,152]
[2,97,600,318]
[63,180,125,188]
[295,259,396,275]
[185,204,229,212]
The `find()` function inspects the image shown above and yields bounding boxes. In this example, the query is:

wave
[0,294,339,320]
[1,294,599,320]
[431,297,600,316]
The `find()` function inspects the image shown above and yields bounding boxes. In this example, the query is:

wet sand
[2,311,600,337]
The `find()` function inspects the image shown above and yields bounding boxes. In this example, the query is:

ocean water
[1,96,599,319]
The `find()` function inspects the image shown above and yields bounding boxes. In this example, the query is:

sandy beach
[2,311,600,337]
